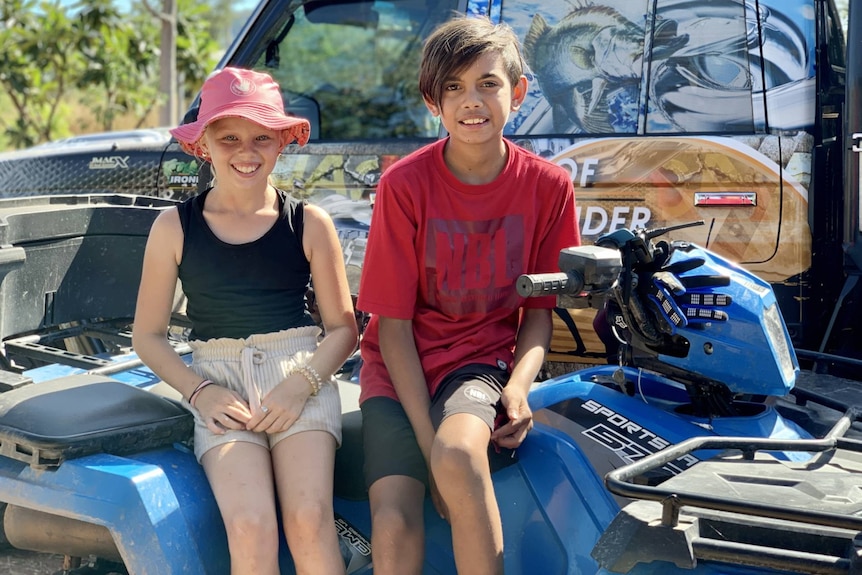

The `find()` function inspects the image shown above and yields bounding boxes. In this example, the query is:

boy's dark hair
[419,16,524,108]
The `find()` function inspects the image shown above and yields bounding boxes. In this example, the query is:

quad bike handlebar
[516,244,623,298]
[518,220,798,400]
[517,221,705,298]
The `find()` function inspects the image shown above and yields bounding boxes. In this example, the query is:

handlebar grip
[516,273,583,298]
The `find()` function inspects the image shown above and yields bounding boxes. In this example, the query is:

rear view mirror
[304,0,378,28]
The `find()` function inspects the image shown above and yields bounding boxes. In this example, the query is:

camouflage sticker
[272,152,400,201]
[162,158,201,192]
[467,0,491,18]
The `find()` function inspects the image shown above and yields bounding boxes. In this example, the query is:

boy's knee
[372,502,423,537]
[431,437,485,480]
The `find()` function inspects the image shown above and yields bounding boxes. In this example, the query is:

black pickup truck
[0,128,199,201]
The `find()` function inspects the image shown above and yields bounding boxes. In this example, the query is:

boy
[357,16,580,575]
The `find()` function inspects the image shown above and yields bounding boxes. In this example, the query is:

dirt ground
[0,548,66,575]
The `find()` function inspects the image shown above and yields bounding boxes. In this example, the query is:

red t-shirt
[357,138,580,403]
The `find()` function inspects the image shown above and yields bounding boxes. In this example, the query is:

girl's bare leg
[202,442,280,575]
[272,430,345,575]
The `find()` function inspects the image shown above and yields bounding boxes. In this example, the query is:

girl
[133,67,357,575]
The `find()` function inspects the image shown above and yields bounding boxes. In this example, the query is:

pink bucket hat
[170,67,311,157]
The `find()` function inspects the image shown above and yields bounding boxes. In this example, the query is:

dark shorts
[361,364,514,490]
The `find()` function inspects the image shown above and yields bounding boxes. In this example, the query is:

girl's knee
[225,511,280,557]
[283,498,334,540]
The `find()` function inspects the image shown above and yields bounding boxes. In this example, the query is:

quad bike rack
[594,409,862,574]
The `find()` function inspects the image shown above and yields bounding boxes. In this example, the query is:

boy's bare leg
[432,413,504,575]
[272,430,345,575]
[367,475,426,575]
[202,443,280,575]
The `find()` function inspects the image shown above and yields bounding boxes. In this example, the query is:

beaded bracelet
[189,379,214,408]
[295,365,325,396]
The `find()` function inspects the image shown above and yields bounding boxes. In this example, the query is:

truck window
[251,0,459,141]
[505,0,777,136]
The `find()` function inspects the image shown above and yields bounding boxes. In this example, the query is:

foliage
[0,0,220,149]
[174,0,222,101]
[0,0,81,147]
[76,0,161,132]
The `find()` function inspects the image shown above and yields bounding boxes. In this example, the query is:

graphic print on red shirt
[426,215,524,314]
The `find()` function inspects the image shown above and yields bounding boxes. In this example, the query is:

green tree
[206,0,236,51]
[0,0,83,147]
[175,0,221,105]
[0,0,220,148]
[76,0,162,131]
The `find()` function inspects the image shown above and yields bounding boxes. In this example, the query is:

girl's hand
[490,387,533,450]
[194,385,252,435]
[247,373,311,433]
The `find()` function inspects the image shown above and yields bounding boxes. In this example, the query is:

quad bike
[0,195,857,574]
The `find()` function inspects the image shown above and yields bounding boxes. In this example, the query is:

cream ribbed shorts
[185,326,341,461]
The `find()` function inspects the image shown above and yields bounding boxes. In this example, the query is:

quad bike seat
[0,374,192,468]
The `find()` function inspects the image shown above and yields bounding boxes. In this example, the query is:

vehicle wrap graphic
[334,514,372,572]
[503,0,814,136]
[162,158,202,192]
[535,396,701,500]
[547,136,811,281]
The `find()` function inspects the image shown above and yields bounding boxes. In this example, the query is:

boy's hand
[490,387,533,449]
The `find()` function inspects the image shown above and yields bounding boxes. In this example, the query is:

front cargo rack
[593,409,862,574]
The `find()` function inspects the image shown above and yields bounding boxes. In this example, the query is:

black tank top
[177,188,315,341]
